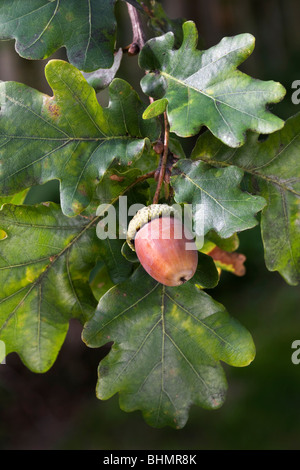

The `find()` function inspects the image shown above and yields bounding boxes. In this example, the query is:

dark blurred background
[0,0,300,450]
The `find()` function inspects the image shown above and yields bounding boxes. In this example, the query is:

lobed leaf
[191,113,300,286]
[171,159,266,238]
[148,2,184,46]
[83,266,255,429]
[0,60,159,217]
[139,21,285,147]
[0,203,100,372]
[0,141,159,371]
[0,200,133,372]
[0,0,117,72]
[82,49,123,93]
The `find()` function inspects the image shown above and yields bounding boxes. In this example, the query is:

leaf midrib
[0,205,105,331]
[0,135,143,185]
[0,1,56,28]
[0,170,147,331]
[161,71,272,125]
[165,291,233,348]
[24,0,60,51]
[197,155,300,197]
[178,169,246,224]
[0,134,140,142]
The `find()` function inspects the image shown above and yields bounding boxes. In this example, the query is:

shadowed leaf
[0,0,117,72]
[82,49,123,92]
[171,159,266,238]
[83,266,255,429]
[191,113,300,285]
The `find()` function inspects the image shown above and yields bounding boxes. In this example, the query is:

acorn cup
[126,204,198,286]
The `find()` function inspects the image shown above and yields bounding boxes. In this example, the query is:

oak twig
[153,113,170,204]
[126,3,146,55]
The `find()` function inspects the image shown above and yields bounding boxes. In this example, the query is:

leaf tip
[142,98,168,119]
[0,228,8,240]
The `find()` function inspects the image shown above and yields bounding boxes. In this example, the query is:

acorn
[126,204,198,286]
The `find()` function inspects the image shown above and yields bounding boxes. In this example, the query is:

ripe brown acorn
[126,204,198,286]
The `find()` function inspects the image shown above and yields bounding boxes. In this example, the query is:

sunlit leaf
[139,21,285,147]
[0,60,159,217]
[0,203,100,372]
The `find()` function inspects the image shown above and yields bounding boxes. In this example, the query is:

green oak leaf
[82,49,123,92]
[121,241,139,263]
[204,231,240,253]
[97,238,133,285]
[96,167,148,205]
[171,159,266,239]
[191,113,300,286]
[0,0,117,72]
[0,202,102,372]
[192,252,219,288]
[168,136,186,160]
[139,21,285,147]
[81,166,148,218]
[0,189,30,209]
[82,266,255,429]
[94,165,151,241]
[146,1,185,48]
[0,60,159,217]
[142,98,168,119]
[90,262,115,302]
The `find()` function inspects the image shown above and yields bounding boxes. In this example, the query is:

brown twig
[126,3,146,55]
[125,4,155,105]
[125,5,171,201]
[128,170,156,191]
[153,112,170,204]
